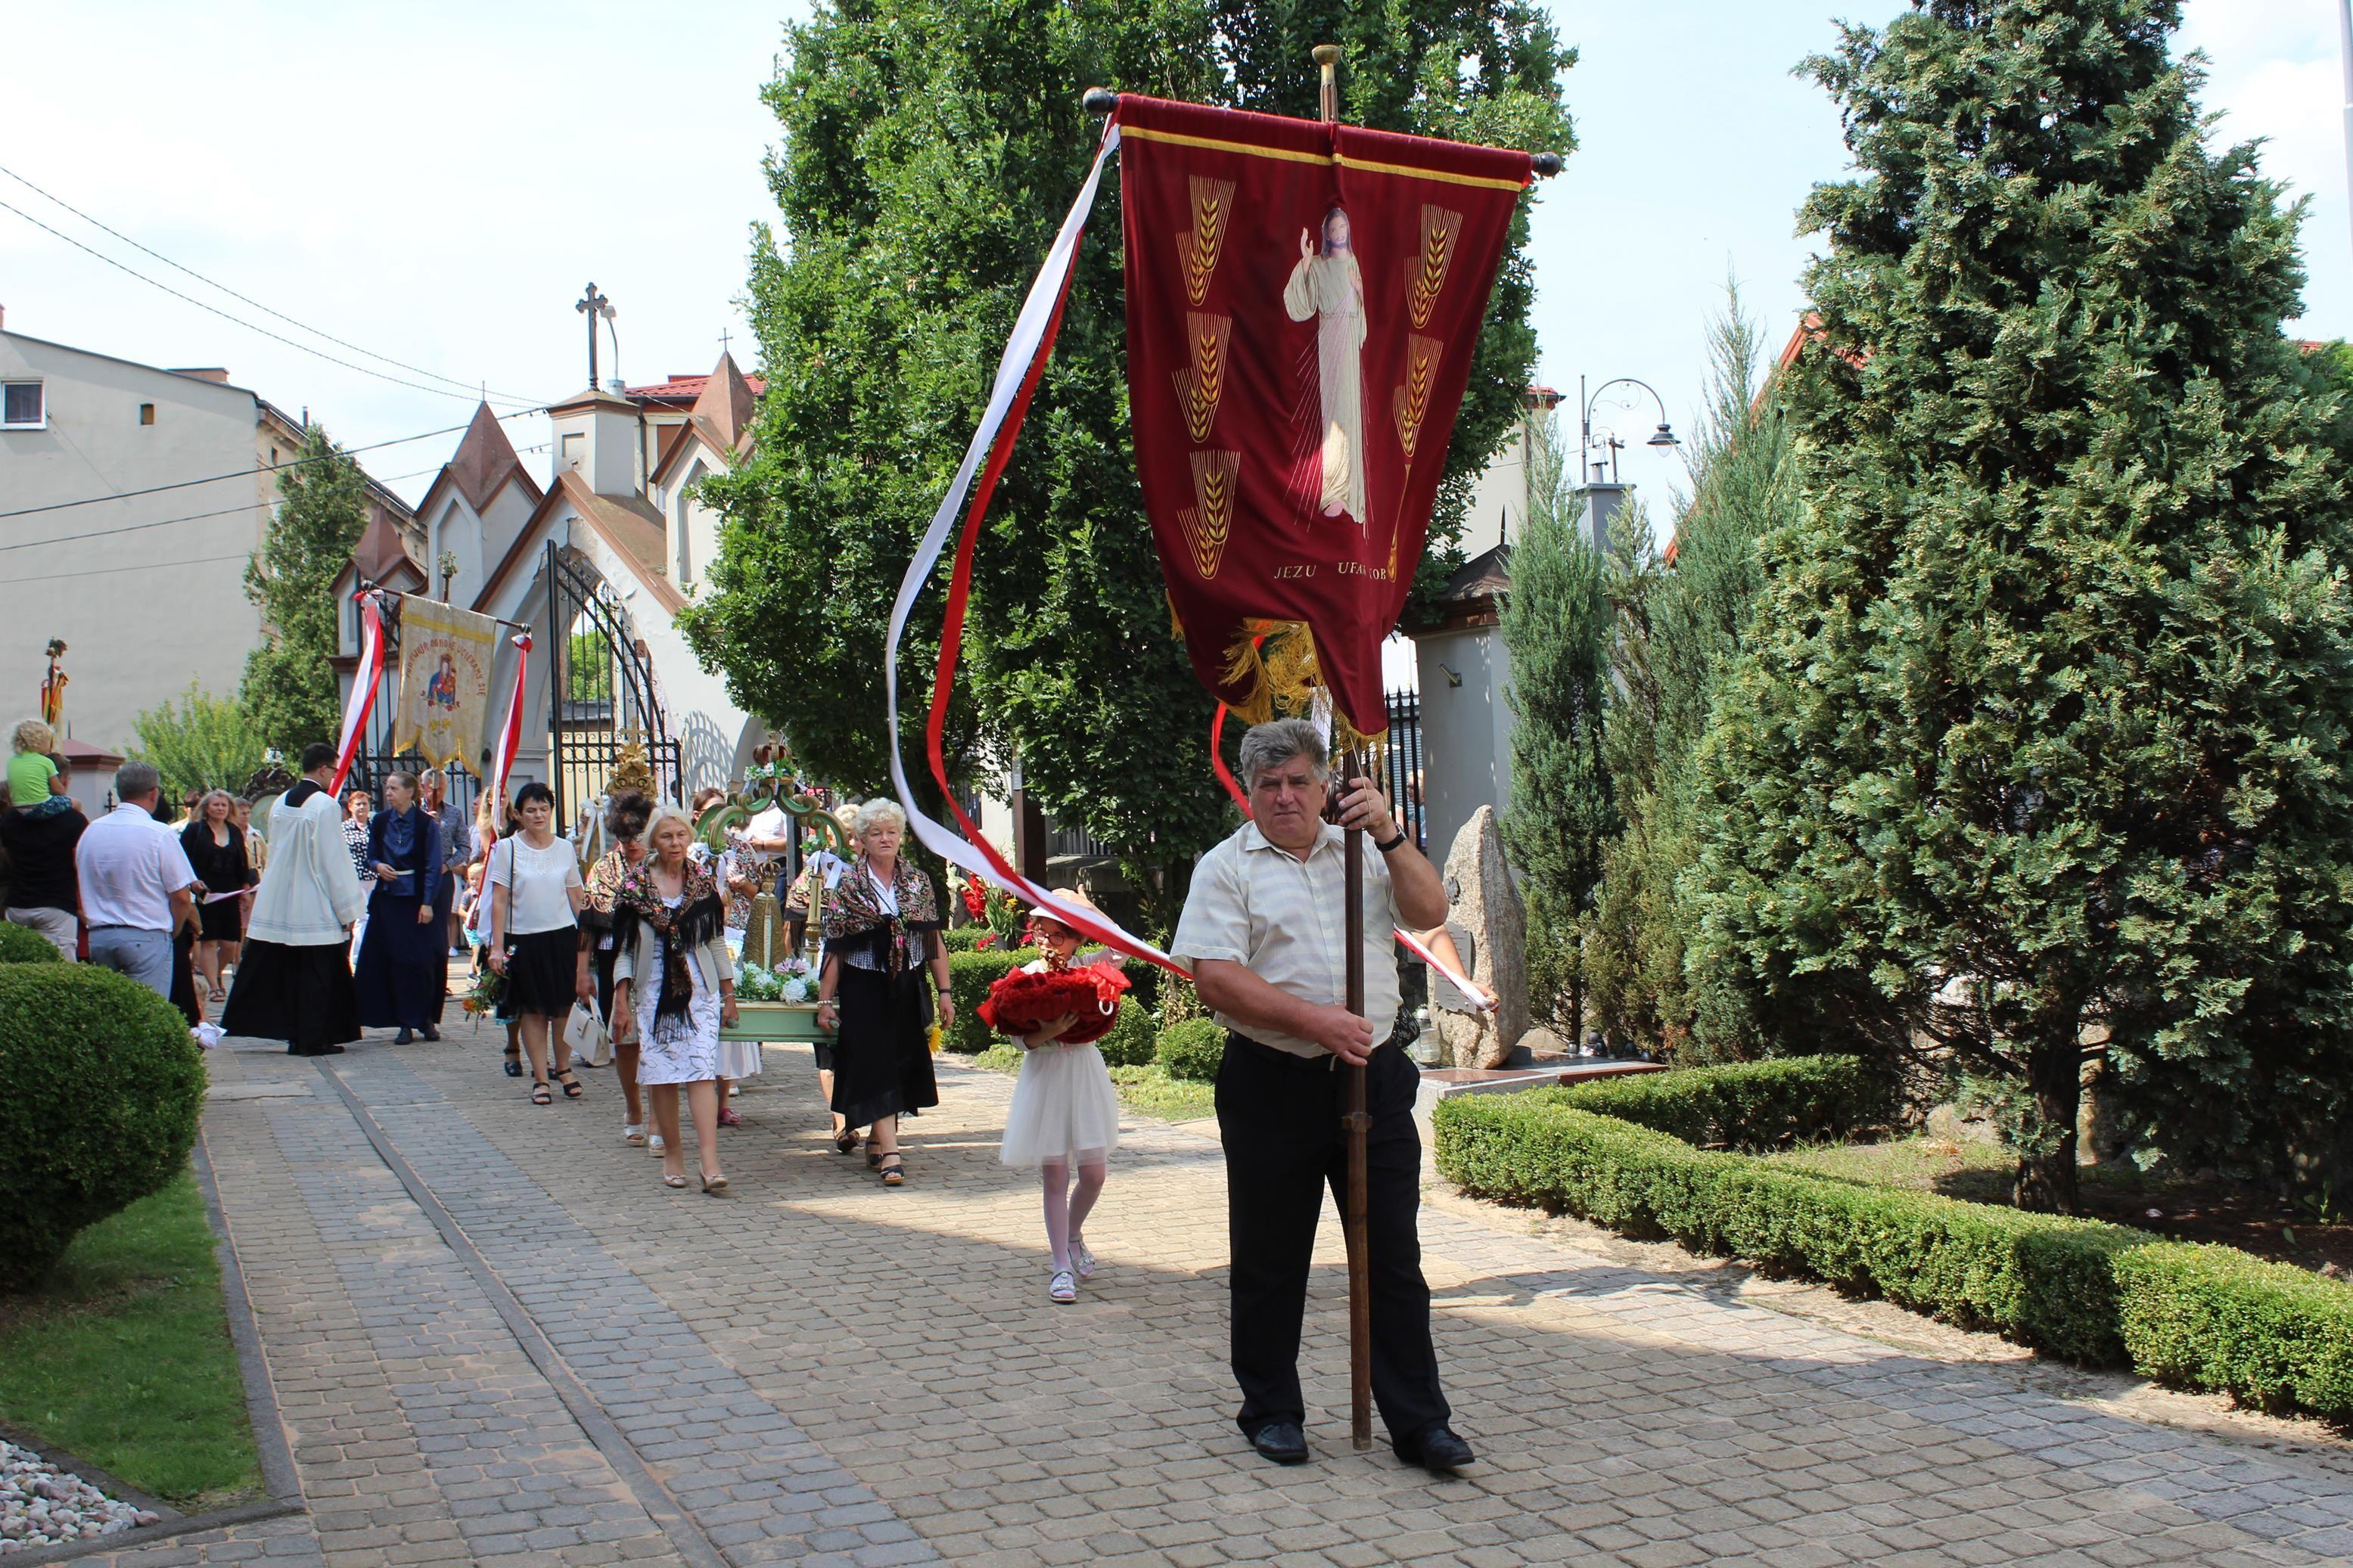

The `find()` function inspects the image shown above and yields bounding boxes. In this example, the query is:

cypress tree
[1500,412,1618,1038]
[1686,0,2353,1211]
[241,425,370,756]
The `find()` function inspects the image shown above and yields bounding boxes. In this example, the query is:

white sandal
[648,1133,667,1157]
[1071,1240,1096,1279]
[1048,1268,1077,1304]
[623,1122,647,1147]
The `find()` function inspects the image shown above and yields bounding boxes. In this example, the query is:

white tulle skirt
[1000,1042,1121,1168]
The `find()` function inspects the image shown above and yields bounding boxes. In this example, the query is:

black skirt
[196,897,244,943]
[501,926,579,1019]
[828,964,937,1129]
[221,939,359,1054]
[353,890,448,1029]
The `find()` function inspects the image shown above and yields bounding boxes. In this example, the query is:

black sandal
[835,1128,859,1155]
[876,1153,905,1188]
[503,1047,523,1079]
[555,1070,583,1099]
[531,1081,552,1105]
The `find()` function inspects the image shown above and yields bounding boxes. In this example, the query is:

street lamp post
[1578,374,1679,485]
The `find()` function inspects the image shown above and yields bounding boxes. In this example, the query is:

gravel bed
[0,1441,160,1553]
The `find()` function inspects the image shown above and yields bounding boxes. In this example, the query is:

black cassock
[353,806,445,1029]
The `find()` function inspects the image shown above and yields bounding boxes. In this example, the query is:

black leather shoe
[1398,1424,1475,1474]
[393,1028,414,1045]
[1249,1421,1309,1466]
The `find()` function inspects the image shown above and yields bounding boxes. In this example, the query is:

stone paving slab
[182,1024,2353,1567]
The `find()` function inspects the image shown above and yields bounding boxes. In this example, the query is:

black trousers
[1215,1031,1449,1447]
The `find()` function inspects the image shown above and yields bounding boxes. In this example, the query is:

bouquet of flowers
[462,965,505,1020]
[977,955,1130,1045]
[735,955,813,1003]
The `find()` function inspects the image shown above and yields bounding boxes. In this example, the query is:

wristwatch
[1374,828,1407,854]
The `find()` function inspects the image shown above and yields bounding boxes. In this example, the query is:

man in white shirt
[1170,717,1469,1476]
[74,761,200,999]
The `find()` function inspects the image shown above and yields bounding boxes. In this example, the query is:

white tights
[1040,1157,1107,1273]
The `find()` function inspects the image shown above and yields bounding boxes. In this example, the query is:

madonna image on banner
[390,596,499,772]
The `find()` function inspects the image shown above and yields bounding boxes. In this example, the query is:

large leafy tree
[126,684,268,803]
[679,0,1571,930]
[241,426,370,756]
[1686,0,2353,1211]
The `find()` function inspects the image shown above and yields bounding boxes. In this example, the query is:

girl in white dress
[996,890,1124,1303]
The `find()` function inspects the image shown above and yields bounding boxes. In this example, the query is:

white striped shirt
[1171,821,1400,1059]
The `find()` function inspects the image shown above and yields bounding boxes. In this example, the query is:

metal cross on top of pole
[1310,39,1379,1460]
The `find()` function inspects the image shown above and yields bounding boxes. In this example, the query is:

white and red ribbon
[488,632,531,817]
[328,593,385,796]
[883,125,1184,973]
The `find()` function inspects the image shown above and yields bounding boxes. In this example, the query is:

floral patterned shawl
[819,855,940,973]
[614,858,724,1020]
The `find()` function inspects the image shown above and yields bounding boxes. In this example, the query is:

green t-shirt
[7,751,57,809]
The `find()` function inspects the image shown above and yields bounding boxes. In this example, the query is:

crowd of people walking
[0,709,1481,1474]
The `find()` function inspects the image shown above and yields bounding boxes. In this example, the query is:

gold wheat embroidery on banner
[1407,205,1464,330]
[1176,177,1237,307]
[1178,449,1240,579]
[1172,312,1232,443]
[1392,334,1442,462]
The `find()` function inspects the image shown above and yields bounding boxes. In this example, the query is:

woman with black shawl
[353,772,445,1043]
[814,798,950,1187]
[613,805,738,1193]
[578,790,652,1147]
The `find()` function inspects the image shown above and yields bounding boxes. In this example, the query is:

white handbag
[564,1000,611,1067]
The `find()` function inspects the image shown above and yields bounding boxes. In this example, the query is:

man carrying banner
[1170,716,1471,1473]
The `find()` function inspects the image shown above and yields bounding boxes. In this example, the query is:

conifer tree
[1686,0,2353,1210]
[1585,293,1787,1056]
[1500,413,1617,1036]
[241,426,370,756]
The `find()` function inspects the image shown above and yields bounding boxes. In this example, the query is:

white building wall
[0,331,275,753]
[1459,418,1531,561]
[1412,623,1513,871]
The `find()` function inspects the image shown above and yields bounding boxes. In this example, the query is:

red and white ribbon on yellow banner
[488,633,531,818]
[328,594,385,797]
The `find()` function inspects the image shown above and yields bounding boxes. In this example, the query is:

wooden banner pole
[1309,39,1375,1458]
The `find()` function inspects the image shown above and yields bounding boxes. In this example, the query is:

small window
[138,402,155,425]
[1,381,42,427]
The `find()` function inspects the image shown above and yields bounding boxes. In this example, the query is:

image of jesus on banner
[1285,206,1368,524]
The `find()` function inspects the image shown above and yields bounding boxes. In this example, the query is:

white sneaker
[1048,1268,1077,1304]
[1071,1240,1096,1279]
[623,1122,646,1147]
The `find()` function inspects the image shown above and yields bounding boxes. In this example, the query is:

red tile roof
[625,370,766,403]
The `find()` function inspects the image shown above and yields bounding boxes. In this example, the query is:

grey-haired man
[1170,716,1470,1474]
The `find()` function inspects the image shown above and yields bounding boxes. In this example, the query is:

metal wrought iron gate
[543,542,679,826]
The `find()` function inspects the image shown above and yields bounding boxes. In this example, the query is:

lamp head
[1646,422,1679,450]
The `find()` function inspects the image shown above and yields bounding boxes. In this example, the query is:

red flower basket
[978,961,1130,1045]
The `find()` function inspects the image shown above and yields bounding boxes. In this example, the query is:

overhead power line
[5,549,253,587]
[0,461,451,555]
[0,407,546,521]
[0,163,546,408]
[0,194,544,411]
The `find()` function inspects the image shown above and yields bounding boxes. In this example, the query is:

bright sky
[2,0,2343,523]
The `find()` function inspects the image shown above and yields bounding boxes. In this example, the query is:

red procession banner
[1115,94,1532,739]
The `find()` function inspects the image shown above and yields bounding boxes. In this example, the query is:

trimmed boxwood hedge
[946,948,1037,1052]
[1157,1018,1225,1082]
[1,964,207,1287]
[1094,996,1155,1069]
[1550,1054,1873,1150]
[1433,1089,2353,1421]
[0,920,65,964]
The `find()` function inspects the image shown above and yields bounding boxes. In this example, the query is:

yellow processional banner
[390,596,499,772]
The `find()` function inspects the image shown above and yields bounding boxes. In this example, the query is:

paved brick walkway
[111,1024,2353,1566]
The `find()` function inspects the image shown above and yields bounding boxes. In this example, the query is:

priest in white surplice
[221,743,368,1055]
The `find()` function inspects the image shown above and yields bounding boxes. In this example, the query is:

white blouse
[490,834,583,935]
